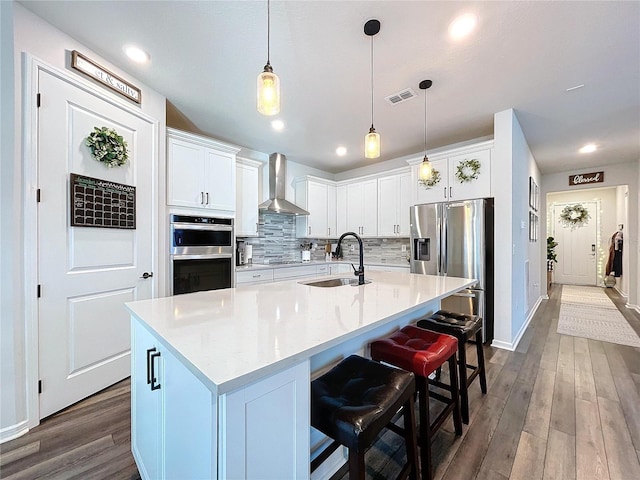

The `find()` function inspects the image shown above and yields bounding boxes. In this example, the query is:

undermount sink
[300,277,372,288]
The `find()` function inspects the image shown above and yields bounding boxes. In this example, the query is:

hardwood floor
[1,284,639,480]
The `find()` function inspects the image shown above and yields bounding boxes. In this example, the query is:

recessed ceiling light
[336,146,347,156]
[271,119,284,131]
[124,45,150,63]
[449,13,478,40]
[579,143,597,154]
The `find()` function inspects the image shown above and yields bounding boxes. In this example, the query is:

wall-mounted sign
[569,171,604,186]
[70,173,136,229]
[71,50,141,104]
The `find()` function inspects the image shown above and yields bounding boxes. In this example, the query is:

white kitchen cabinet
[167,128,240,213]
[377,171,411,236]
[295,177,337,239]
[236,268,274,286]
[447,149,491,201]
[336,185,347,236]
[415,149,491,204]
[415,158,449,204]
[132,319,215,480]
[345,179,378,237]
[219,361,310,479]
[273,264,319,280]
[236,157,261,236]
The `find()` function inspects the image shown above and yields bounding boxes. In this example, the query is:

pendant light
[257,0,280,116]
[364,19,381,159]
[418,79,433,181]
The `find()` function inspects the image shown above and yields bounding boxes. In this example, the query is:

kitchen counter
[126,271,473,394]
[126,271,475,479]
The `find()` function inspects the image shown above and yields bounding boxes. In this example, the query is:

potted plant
[546,236,558,290]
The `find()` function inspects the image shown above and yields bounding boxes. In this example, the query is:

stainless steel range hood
[258,153,309,215]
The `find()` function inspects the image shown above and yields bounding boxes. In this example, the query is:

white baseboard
[0,420,29,444]
[491,295,543,351]
[626,303,640,314]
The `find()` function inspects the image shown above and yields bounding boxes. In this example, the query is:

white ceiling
[20,1,640,175]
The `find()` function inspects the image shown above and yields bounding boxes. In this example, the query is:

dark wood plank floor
[1,284,639,479]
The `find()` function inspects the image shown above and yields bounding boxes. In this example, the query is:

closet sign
[569,171,604,186]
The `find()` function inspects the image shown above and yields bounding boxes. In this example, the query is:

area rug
[557,285,640,348]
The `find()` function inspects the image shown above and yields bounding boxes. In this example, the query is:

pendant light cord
[267,0,271,64]
[370,35,374,126]
[424,88,427,155]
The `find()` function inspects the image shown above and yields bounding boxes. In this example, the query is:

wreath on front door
[85,127,129,168]
[559,203,590,229]
[454,158,481,183]
[418,168,442,189]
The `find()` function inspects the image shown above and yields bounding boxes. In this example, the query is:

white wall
[542,161,638,309]
[0,0,24,441]
[637,158,640,312]
[1,3,166,442]
[491,110,515,349]
[615,185,629,297]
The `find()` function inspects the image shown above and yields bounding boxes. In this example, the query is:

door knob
[140,272,154,279]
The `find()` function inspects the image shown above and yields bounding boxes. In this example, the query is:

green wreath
[418,168,442,189]
[559,203,590,229]
[86,127,129,168]
[455,158,481,183]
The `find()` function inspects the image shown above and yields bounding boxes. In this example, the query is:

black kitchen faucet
[335,232,365,285]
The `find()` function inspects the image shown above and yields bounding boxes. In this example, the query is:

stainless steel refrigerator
[410,198,494,342]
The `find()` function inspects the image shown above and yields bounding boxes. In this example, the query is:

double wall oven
[170,214,234,295]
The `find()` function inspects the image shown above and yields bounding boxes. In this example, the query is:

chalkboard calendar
[70,173,136,229]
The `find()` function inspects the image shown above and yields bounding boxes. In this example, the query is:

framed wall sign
[568,171,604,186]
[71,50,142,104]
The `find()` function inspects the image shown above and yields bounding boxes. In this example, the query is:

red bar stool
[417,310,487,424]
[311,354,420,480]
[370,325,462,480]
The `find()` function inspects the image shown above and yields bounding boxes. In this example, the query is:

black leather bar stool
[417,310,487,424]
[310,354,419,480]
[370,325,462,480]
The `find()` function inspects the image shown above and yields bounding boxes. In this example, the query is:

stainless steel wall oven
[170,214,234,295]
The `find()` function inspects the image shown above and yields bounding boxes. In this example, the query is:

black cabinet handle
[146,347,156,385]
[150,351,161,391]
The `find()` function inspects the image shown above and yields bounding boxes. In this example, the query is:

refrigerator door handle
[451,292,476,298]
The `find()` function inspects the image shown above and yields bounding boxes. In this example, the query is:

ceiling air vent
[384,88,417,105]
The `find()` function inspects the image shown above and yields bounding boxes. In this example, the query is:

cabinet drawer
[273,265,318,280]
[236,269,274,285]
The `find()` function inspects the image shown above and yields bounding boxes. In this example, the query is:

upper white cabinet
[167,128,240,213]
[236,157,261,237]
[336,185,347,236]
[295,177,337,239]
[346,179,378,237]
[377,171,411,237]
[414,146,492,204]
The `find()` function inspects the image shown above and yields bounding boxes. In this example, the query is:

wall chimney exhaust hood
[258,153,309,215]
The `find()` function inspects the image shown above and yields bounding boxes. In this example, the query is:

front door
[552,201,598,286]
[36,67,157,418]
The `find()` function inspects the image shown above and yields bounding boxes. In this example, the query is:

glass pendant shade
[418,155,433,181]
[365,126,380,159]
[257,65,280,116]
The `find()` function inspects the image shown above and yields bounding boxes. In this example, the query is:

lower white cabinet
[219,361,310,479]
[236,268,274,285]
[132,319,216,480]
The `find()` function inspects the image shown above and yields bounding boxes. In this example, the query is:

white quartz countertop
[125,271,475,394]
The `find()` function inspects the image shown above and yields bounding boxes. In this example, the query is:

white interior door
[37,68,156,418]
[552,201,598,286]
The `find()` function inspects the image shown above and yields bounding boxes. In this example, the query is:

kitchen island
[126,271,475,480]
